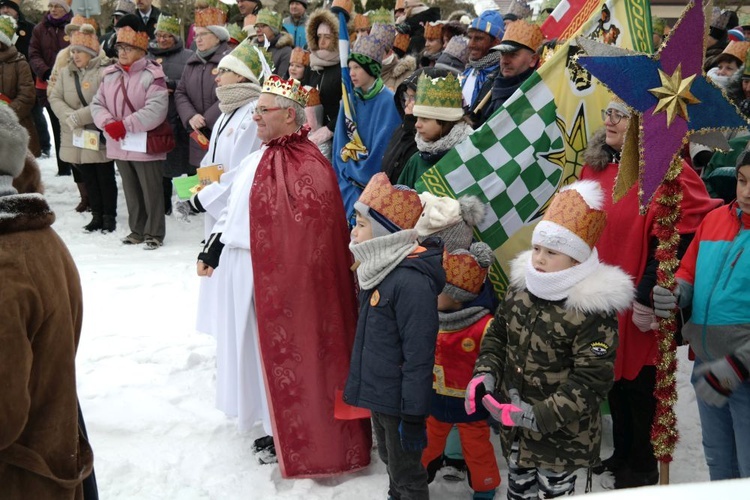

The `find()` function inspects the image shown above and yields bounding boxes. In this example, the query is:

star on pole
[575,1,749,208]
[649,64,701,127]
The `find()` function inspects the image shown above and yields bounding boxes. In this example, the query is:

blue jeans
[692,359,750,480]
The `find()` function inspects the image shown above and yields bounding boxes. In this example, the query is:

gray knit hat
[415,193,487,251]
[737,146,750,172]
[443,242,494,302]
[0,104,29,178]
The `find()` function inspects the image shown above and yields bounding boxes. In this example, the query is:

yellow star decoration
[648,64,701,127]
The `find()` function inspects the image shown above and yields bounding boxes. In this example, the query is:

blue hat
[470,10,504,40]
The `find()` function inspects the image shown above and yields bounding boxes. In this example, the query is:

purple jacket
[28,13,71,106]
[174,43,230,167]
[90,57,169,162]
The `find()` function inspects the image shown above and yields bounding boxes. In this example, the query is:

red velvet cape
[249,128,371,478]
[581,161,720,380]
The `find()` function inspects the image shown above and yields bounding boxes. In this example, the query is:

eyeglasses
[601,109,628,125]
[193,32,215,39]
[253,106,283,116]
[155,33,173,40]
[216,68,235,75]
[115,44,138,53]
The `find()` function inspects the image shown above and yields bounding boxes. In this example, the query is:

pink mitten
[464,373,495,415]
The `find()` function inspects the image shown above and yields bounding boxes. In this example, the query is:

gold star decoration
[648,63,701,127]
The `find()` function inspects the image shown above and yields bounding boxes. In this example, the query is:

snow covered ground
[34,153,742,498]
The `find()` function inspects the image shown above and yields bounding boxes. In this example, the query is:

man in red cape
[198,75,371,478]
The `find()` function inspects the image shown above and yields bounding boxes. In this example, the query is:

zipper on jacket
[722,248,744,291]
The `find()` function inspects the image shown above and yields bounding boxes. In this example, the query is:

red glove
[104,120,127,141]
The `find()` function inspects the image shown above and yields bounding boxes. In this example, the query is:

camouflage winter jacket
[474,250,633,472]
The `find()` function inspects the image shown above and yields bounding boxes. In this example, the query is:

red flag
[541,0,601,41]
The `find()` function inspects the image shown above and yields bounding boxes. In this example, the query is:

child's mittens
[631,301,657,332]
[465,373,495,415]
[398,414,427,452]
[694,355,750,407]
[482,389,539,432]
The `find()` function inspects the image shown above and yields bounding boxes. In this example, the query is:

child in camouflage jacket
[465,181,634,498]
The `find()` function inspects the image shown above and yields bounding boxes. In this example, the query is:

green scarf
[355,77,384,101]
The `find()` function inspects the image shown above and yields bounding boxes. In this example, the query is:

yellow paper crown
[262,75,309,107]
[543,188,607,250]
[116,26,149,51]
[357,173,423,230]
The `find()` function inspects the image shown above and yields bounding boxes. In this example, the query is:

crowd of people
[1,0,749,499]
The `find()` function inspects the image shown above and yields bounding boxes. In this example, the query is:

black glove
[197,232,224,269]
[694,355,750,407]
[398,414,427,452]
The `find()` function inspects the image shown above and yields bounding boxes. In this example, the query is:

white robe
[195,100,262,337]
[210,148,273,434]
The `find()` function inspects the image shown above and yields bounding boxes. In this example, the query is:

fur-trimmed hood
[509,250,634,314]
[582,128,617,171]
[382,54,417,83]
[272,31,294,49]
[306,9,341,52]
[0,193,55,235]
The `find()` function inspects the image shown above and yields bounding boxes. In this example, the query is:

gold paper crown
[116,26,149,51]
[262,75,309,107]
[443,250,488,296]
[70,24,100,54]
[290,47,310,66]
[357,173,423,230]
[195,4,228,28]
[65,15,97,35]
[368,8,394,26]
[415,73,462,109]
[543,188,607,250]
[501,20,544,52]
[720,41,750,65]
[424,21,443,40]
[353,14,370,31]
[304,86,321,106]
[156,14,181,37]
[394,32,410,52]
[332,0,354,15]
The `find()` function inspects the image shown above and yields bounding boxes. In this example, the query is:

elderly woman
[175,5,230,171]
[91,15,170,250]
[28,0,72,175]
[304,8,342,158]
[0,15,39,156]
[253,9,292,78]
[149,14,194,215]
[49,24,117,233]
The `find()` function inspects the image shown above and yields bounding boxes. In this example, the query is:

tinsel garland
[649,157,682,462]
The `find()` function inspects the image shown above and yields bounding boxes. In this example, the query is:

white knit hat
[0,104,30,178]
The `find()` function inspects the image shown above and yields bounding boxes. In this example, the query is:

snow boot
[102,215,117,233]
[75,182,90,212]
[83,213,103,232]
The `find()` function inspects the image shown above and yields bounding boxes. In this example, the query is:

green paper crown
[0,14,17,45]
[256,8,282,30]
[227,23,248,44]
[232,38,273,78]
[368,8,394,26]
[156,14,181,37]
[415,73,462,110]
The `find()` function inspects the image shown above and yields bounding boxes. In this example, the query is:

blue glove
[398,415,427,452]
[694,355,750,407]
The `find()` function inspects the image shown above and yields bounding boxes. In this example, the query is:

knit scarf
[349,229,419,290]
[310,50,339,71]
[216,82,262,114]
[355,77,385,101]
[196,45,219,63]
[0,175,17,197]
[415,121,472,163]
[439,305,491,331]
[524,249,600,302]
[467,50,501,70]
[46,11,72,27]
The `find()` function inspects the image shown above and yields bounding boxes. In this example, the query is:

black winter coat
[307,63,341,132]
[343,238,446,418]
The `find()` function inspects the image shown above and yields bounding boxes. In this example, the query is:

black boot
[75,182,90,213]
[101,215,117,233]
[84,213,103,232]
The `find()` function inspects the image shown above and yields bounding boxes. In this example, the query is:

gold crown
[65,15,97,35]
[262,75,309,107]
[443,250,488,296]
[501,20,544,52]
[543,189,607,250]
[394,32,410,52]
[116,26,149,51]
[357,173,423,230]
[424,21,443,40]
[290,47,310,66]
[353,14,370,31]
[720,41,750,65]
[195,6,228,28]
[304,86,321,106]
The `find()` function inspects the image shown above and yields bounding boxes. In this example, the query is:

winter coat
[91,56,170,162]
[0,193,92,499]
[28,12,71,106]
[48,54,112,165]
[306,9,343,133]
[0,45,40,156]
[149,42,194,176]
[343,238,446,418]
[474,251,633,472]
[398,121,472,188]
[481,66,535,124]
[381,54,416,92]
[174,42,230,167]
[282,13,309,49]
[12,15,35,65]
[676,203,750,368]
[266,32,294,79]
[382,115,418,184]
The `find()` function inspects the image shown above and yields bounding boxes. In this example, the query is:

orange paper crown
[195,7,228,28]
[543,188,607,250]
[290,47,310,66]
[353,13,370,31]
[305,86,321,106]
[66,15,98,34]
[261,75,309,107]
[116,26,149,51]
[394,32,410,52]
[424,21,443,40]
[357,173,422,230]
[443,250,488,296]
